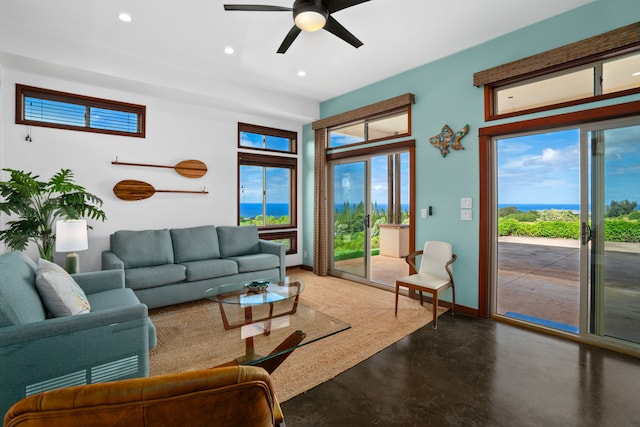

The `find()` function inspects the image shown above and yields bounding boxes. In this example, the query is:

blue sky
[497,130,581,205]
[240,166,290,204]
[239,132,291,204]
[497,124,640,206]
[240,125,640,209]
[333,153,409,207]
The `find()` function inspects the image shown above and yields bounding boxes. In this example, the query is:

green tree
[498,206,521,217]
[606,199,637,218]
[0,168,106,260]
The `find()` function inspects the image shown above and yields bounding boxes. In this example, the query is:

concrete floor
[281,313,640,426]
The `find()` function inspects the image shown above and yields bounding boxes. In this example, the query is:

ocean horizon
[240,202,410,218]
[240,202,289,218]
[241,202,583,218]
[499,203,581,212]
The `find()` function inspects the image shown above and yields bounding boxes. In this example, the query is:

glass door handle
[364,214,370,228]
[581,222,592,245]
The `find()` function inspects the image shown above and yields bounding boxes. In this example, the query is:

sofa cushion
[86,287,141,311]
[111,229,174,269]
[180,259,239,282]
[171,226,221,263]
[35,259,91,317]
[217,225,260,258]
[0,252,46,326]
[124,264,187,291]
[228,253,280,274]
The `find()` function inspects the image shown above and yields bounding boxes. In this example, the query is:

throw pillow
[35,259,91,317]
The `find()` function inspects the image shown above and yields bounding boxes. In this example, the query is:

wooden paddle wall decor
[113,180,208,201]
[112,158,208,178]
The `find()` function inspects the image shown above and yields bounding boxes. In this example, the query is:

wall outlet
[461,209,472,221]
[461,197,472,209]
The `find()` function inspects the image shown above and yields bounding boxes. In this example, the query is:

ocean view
[241,203,583,217]
[241,202,410,218]
[240,203,289,218]
[499,203,581,212]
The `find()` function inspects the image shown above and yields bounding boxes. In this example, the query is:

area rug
[148,269,445,402]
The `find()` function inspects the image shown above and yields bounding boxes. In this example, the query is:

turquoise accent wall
[303,0,640,310]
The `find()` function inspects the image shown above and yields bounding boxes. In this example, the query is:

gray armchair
[0,251,156,416]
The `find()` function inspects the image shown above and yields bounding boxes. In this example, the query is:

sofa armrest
[0,305,150,415]
[72,269,125,295]
[259,239,286,279]
[102,250,124,270]
[0,304,148,346]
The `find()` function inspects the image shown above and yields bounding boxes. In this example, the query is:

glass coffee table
[204,277,350,373]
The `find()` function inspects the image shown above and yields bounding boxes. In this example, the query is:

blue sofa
[101,225,286,309]
[0,251,156,416]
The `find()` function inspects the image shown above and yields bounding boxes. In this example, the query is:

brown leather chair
[3,366,285,427]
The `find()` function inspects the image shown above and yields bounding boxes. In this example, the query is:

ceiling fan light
[294,2,327,32]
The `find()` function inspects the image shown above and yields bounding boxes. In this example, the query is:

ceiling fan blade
[325,0,370,14]
[323,15,363,48]
[277,25,302,54]
[224,5,292,11]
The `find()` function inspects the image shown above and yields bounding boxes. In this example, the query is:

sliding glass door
[331,160,368,278]
[494,117,640,350]
[495,129,582,333]
[329,150,411,286]
[586,120,640,345]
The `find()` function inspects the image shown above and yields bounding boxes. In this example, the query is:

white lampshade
[56,220,88,252]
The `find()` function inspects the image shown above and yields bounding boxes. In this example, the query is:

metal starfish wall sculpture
[429,124,470,157]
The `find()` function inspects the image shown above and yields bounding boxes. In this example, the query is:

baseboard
[285,267,478,316]
[408,289,478,317]
[287,265,312,272]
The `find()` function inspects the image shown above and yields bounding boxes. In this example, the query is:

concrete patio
[498,236,640,343]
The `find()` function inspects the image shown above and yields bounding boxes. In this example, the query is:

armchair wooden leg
[395,283,400,317]
[451,285,456,317]
[432,291,439,329]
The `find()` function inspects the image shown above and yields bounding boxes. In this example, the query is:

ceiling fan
[223,0,370,54]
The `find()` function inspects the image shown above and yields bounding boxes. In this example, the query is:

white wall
[1,66,306,271]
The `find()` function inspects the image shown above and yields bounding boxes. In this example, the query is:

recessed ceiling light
[118,12,132,23]
[633,71,640,77]
[224,46,235,55]
[297,70,307,77]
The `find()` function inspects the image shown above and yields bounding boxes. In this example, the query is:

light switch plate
[461,209,472,221]
[461,197,472,209]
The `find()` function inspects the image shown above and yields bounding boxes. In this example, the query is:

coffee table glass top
[204,277,304,306]
[203,277,350,370]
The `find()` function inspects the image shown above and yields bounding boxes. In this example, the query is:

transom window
[494,51,640,116]
[328,107,410,148]
[475,23,640,121]
[16,84,145,137]
[238,122,297,153]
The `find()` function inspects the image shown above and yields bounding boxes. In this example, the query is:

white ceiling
[0,0,593,122]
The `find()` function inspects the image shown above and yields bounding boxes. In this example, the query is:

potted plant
[0,168,106,261]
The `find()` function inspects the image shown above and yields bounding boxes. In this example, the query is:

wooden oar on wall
[113,180,208,201]
[112,159,208,178]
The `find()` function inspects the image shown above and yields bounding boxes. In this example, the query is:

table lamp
[55,219,88,274]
